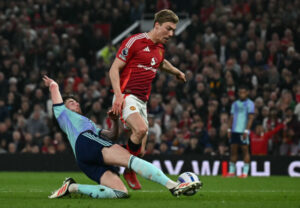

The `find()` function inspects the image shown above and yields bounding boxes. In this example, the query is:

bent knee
[134,127,148,139]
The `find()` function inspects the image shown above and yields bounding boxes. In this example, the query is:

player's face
[238,89,248,100]
[65,99,82,114]
[155,22,176,44]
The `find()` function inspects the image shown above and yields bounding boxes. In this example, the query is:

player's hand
[242,132,248,140]
[107,109,119,121]
[42,75,56,87]
[176,71,186,82]
[284,117,292,125]
[112,94,124,115]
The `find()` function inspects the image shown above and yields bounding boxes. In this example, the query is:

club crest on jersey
[130,106,136,111]
[159,49,163,58]
[151,57,157,66]
[119,47,129,61]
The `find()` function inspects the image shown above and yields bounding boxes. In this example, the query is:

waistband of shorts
[80,130,95,136]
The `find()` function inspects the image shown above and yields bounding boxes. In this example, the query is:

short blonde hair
[154,9,179,25]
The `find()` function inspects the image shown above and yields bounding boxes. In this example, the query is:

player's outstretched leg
[49,178,128,199]
[128,156,202,197]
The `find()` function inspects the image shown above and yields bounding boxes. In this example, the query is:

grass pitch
[0,172,299,208]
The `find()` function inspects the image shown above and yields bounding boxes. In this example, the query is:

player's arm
[227,102,234,138]
[99,109,119,141]
[244,101,255,138]
[243,114,254,139]
[43,75,63,104]
[159,59,186,82]
[109,58,126,115]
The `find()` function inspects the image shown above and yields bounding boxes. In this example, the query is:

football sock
[229,162,235,174]
[70,184,128,198]
[243,163,250,175]
[128,155,178,189]
[127,138,141,156]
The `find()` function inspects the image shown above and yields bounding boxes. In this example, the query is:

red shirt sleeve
[264,123,285,140]
[116,36,138,63]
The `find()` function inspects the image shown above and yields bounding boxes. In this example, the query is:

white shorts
[112,94,148,127]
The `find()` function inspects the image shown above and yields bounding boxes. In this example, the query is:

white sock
[165,180,178,189]
[68,183,78,193]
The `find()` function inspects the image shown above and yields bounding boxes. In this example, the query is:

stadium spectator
[250,120,288,156]
[148,114,162,144]
[25,109,49,140]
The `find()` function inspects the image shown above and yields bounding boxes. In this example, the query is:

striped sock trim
[128,155,136,170]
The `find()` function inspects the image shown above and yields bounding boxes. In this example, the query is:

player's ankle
[166,180,178,189]
[68,183,78,193]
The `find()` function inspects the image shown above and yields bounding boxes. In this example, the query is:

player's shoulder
[123,33,149,47]
[53,102,65,108]
[247,98,254,104]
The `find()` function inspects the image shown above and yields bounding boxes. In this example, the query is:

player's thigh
[100,170,128,193]
[126,112,148,133]
[102,144,131,168]
[240,144,250,155]
[230,144,239,154]
[137,99,148,127]
[122,95,148,132]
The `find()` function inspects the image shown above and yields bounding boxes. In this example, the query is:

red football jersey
[250,123,284,155]
[116,33,165,102]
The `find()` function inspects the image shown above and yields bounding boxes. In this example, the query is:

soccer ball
[177,172,201,196]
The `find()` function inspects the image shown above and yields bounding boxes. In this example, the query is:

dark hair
[238,84,249,91]
[62,95,79,104]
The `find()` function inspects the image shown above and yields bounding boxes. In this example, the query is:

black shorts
[230,132,249,145]
[75,131,119,184]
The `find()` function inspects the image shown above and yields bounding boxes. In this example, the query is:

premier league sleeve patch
[119,47,129,61]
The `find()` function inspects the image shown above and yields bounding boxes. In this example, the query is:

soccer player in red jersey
[109,9,186,189]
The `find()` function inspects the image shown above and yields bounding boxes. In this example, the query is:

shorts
[113,94,148,127]
[75,131,118,184]
[230,132,249,145]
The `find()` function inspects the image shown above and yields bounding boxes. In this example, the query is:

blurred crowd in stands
[0,0,300,156]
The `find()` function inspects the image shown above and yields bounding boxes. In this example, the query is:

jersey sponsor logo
[137,64,157,73]
[119,47,129,61]
[143,46,150,52]
[130,106,136,111]
[151,57,157,66]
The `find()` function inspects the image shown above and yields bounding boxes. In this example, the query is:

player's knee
[135,127,148,139]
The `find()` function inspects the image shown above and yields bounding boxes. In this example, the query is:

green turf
[0,172,299,208]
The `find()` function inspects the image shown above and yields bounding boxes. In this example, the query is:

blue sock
[229,162,235,174]
[77,184,128,199]
[243,163,250,175]
[128,156,176,188]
